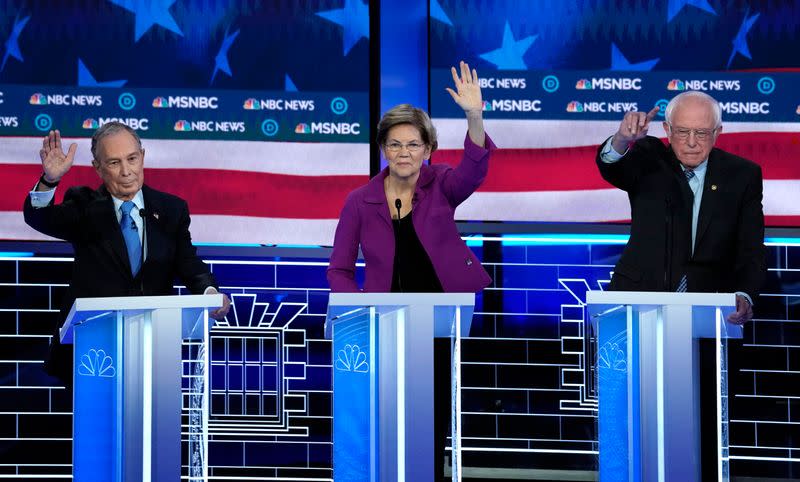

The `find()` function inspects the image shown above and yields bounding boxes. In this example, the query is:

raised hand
[615,106,660,144]
[39,130,76,183]
[446,60,482,115]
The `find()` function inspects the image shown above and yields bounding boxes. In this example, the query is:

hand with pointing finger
[611,106,660,154]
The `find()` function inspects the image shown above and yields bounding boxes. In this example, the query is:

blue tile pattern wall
[0,241,798,479]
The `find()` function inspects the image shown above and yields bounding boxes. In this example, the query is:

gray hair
[664,91,722,128]
[91,121,142,160]
[376,104,438,155]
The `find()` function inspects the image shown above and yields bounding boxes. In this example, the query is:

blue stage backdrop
[428,0,800,226]
[0,237,799,480]
[0,0,371,245]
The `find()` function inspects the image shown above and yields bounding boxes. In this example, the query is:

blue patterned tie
[120,201,142,276]
[676,168,695,292]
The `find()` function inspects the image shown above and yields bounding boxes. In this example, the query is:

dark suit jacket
[596,136,766,296]
[23,183,217,384]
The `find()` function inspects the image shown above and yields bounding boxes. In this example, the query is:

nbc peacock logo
[152,96,168,108]
[481,100,492,112]
[82,118,99,129]
[174,120,192,131]
[575,79,592,90]
[566,101,584,113]
[294,123,310,134]
[29,93,47,105]
[243,98,261,110]
[667,79,686,91]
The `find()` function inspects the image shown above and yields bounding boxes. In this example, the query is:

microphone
[664,195,672,291]
[394,199,403,292]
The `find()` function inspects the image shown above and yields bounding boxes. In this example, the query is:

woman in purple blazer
[327,61,495,294]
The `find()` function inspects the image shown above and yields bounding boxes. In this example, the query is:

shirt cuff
[735,291,753,306]
[203,286,217,295]
[600,136,627,163]
[29,185,56,208]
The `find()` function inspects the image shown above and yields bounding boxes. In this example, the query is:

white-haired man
[597,91,766,324]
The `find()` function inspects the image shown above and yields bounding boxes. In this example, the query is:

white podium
[325,292,475,482]
[59,294,222,482]
[587,291,741,482]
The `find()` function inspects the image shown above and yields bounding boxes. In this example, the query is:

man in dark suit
[596,91,766,324]
[24,122,231,384]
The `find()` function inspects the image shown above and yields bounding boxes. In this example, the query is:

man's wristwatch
[38,174,60,189]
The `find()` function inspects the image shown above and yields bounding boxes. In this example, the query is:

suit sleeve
[439,133,496,207]
[23,187,89,241]
[327,192,361,292]
[173,200,217,294]
[734,163,767,298]
[596,136,656,193]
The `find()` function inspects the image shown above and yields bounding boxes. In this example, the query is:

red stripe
[432,132,800,192]
[765,216,800,226]
[0,164,367,218]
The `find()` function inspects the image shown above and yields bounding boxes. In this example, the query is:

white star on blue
[610,43,659,71]
[316,0,369,56]
[77,59,127,87]
[667,0,716,23]
[108,0,183,42]
[211,28,240,85]
[726,10,760,69]
[1,14,30,72]
[285,74,298,92]
[430,0,453,26]
[479,21,536,70]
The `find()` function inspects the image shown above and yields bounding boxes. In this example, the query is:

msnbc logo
[481,100,492,112]
[796,105,800,115]
[82,118,99,129]
[295,123,311,134]
[575,79,592,90]
[152,97,169,108]
[243,98,261,110]
[566,101,584,113]
[29,93,47,105]
[667,79,686,91]
[174,120,192,132]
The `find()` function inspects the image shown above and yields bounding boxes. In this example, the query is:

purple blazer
[327,133,496,293]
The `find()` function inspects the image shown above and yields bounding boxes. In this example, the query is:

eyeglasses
[668,124,718,141]
[385,141,425,153]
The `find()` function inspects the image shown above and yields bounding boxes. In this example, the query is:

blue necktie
[676,169,695,292]
[120,201,142,276]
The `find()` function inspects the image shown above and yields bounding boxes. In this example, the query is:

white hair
[664,91,722,128]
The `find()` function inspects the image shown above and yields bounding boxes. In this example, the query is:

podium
[587,291,741,482]
[59,294,223,482]
[325,293,475,482]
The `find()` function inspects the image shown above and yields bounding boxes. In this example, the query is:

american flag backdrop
[0,0,371,246]
[430,0,800,227]
[2,0,800,248]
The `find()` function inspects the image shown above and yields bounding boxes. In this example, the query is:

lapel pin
[153,212,160,220]
[711,185,717,191]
